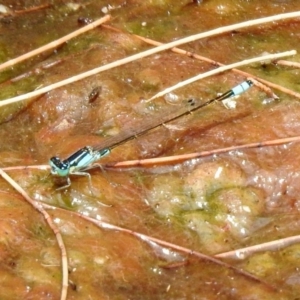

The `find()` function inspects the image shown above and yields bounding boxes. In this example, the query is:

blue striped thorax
[49,146,110,177]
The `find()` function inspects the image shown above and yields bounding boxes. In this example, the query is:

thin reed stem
[104,24,299,100]
[0,15,111,72]
[216,234,300,259]
[0,168,69,300]
[106,136,300,168]
[146,51,296,101]
[42,202,276,291]
[2,11,300,106]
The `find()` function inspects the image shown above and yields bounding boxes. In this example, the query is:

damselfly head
[49,157,70,177]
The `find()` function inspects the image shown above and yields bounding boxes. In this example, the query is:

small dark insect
[77,17,93,25]
[87,86,102,103]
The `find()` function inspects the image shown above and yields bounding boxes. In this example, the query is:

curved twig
[103,24,299,100]
[0,15,111,72]
[0,168,68,300]
[42,202,276,291]
[216,234,300,260]
[105,136,300,168]
[2,11,300,106]
[146,51,296,101]
[3,136,300,171]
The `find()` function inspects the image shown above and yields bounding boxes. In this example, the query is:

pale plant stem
[2,165,50,171]
[276,59,300,68]
[42,203,275,290]
[0,15,111,72]
[249,77,279,99]
[13,4,51,14]
[216,234,300,259]
[104,24,298,100]
[0,51,295,107]
[106,135,300,168]
[0,168,69,300]
[146,50,296,101]
[2,136,300,171]
[2,11,300,106]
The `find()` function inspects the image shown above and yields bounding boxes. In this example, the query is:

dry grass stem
[275,59,300,68]
[2,11,300,107]
[1,50,294,107]
[250,74,300,99]
[0,15,111,72]
[14,4,52,15]
[216,234,300,260]
[2,165,50,171]
[3,136,300,172]
[0,44,101,87]
[250,77,279,99]
[0,168,69,300]
[104,24,297,100]
[106,135,300,168]
[146,50,296,101]
[41,203,275,290]
[0,60,64,88]
[0,3,51,17]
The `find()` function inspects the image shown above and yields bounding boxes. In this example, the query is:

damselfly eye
[49,157,70,176]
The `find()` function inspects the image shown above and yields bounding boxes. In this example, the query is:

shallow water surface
[1,0,300,299]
